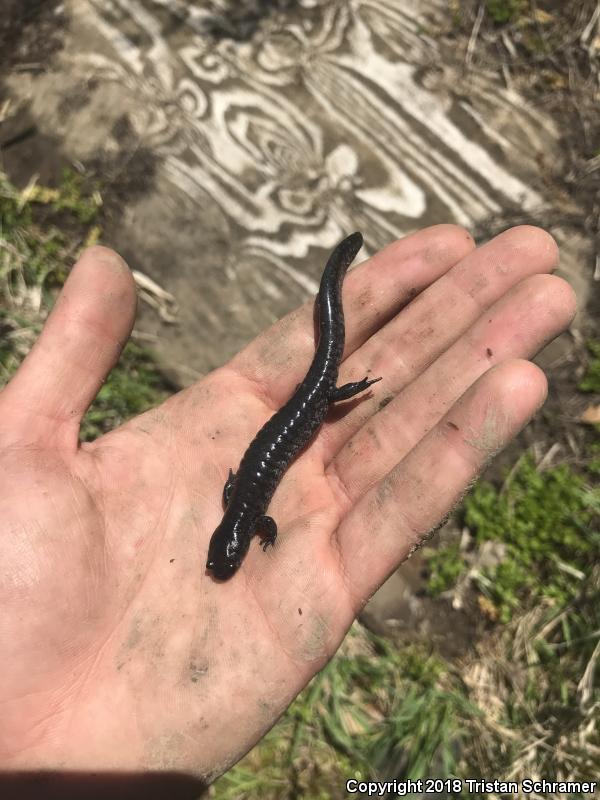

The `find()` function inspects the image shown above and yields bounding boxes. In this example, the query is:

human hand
[0,226,575,795]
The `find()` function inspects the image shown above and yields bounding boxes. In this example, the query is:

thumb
[0,246,137,450]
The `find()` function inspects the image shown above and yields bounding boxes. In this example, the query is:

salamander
[206,232,381,579]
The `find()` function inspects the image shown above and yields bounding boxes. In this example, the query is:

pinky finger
[337,359,548,605]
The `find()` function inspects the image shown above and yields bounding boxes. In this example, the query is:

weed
[579,340,600,393]
[214,627,476,799]
[0,169,100,309]
[426,541,467,596]
[463,568,600,787]
[23,167,102,224]
[81,341,169,440]
[587,442,600,475]
[426,455,599,622]
[484,0,526,25]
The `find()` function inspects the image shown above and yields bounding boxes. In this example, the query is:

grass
[426,453,600,622]
[452,0,600,105]
[80,340,169,440]
[579,340,600,394]
[462,567,600,791]
[214,628,477,800]
[484,0,526,25]
[424,541,466,598]
[421,365,600,789]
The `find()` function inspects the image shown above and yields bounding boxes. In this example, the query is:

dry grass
[443,1,600,268]
[462,567,600,791]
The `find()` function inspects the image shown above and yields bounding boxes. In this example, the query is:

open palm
[0,225,575,792]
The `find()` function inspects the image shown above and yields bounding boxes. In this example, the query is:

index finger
[227,225,475,405]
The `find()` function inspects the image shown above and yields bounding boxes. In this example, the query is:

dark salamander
[206,232,381,579]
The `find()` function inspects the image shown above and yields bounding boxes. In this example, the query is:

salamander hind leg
[257,515,277,552]
[331,375,382,403]
[222,469,236,506]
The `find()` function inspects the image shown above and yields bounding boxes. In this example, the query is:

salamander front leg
[331,375,382,403]
[222,469,236,507]
[257,515,277,551]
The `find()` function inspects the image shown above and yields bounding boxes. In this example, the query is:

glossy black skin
[206,232,381,579]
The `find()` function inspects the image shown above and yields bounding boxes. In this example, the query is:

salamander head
[206,518,252,580]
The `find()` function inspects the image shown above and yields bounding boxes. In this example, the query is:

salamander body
[206,232,380,579]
